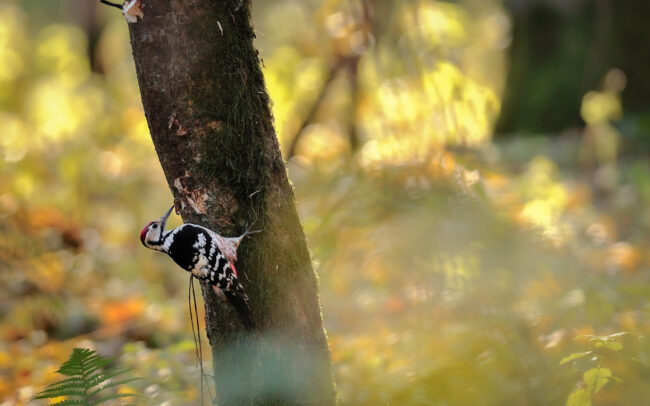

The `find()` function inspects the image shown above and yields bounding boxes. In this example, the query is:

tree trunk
[127,1,336,405]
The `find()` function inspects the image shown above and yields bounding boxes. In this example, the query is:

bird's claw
[243,222,262,238]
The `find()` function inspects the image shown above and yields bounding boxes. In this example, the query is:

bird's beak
[159,205,174,229]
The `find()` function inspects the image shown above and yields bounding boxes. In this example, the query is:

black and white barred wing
[166,224,254,328]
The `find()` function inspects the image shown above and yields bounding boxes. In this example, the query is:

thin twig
[286,61,345,159]
[195,278,215,404]
[187,276,201,402]
[99,0,123,10]
[188,276,199,364]
[189,275,215,404]
[287,0,375,159]
[345,57,361,153]
[191,278,205,404]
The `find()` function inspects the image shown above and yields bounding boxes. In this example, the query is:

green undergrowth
[34,348,137,406]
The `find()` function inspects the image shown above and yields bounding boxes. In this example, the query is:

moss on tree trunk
[127,1,336,404]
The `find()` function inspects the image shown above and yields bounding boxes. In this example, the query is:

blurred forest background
[1,0,649,405]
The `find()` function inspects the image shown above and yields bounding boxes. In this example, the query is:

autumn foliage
[1,1,649,405]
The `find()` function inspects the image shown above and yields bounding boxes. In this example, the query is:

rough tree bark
[126,1,336,405]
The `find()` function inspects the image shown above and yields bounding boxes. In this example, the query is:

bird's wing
[203,252,248,300]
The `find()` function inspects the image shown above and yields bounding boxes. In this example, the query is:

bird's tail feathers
[225,291,256,330]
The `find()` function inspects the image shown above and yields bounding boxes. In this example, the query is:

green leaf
[35,347,137,405]
[594,340,623,351]
[572,355,600,373]
[560,351,593,365]
[583,367,611,394]
[566,388,592,406]
[585,334,625,351]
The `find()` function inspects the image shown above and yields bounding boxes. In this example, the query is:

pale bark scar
[124,0,144,23]
[173,172,209,214]
[168,112,189,136]
[206,120,223,131]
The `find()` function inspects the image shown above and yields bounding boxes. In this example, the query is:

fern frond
[36,377,86,392]
[87,378,140,398]
[51,400,88,406]
[89,392,136,406]
[34,389,86,399]
[35,348,137,406]
[86,366,131,388]
[56,348,94,376]
[81,356,112,378]
[33,378,88,399]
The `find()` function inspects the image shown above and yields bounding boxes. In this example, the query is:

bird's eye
[152,224,158,229]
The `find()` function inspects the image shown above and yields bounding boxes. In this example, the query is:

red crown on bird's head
[140,221,154,245]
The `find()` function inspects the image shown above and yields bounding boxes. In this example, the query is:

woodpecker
[140,206,259,329]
